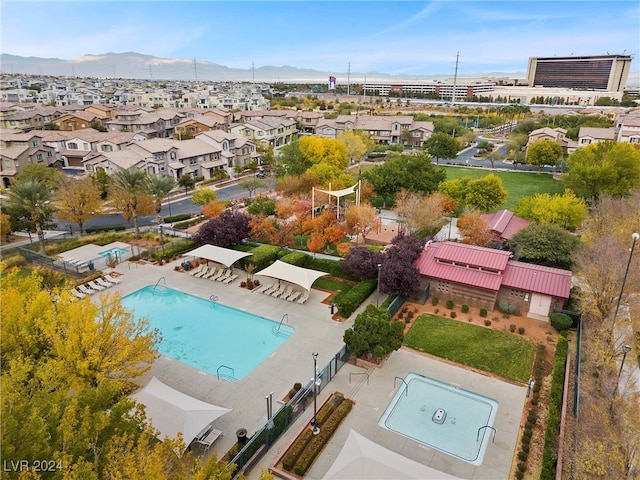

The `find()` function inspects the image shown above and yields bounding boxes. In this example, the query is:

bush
[510,324,516,333]
[431,297,439,306]
[517,451,528,462]
[164,213,191,223]
[550,312,573,332]
[173,217,206,230]
[248,244,281,271]
[445,299,454,309]
[518,327,525,335]
[484,319,491,326]
[336,278,378,318]
[449,311,457,319]
[461,304,469,313]
[479,308,488,317]
[85,224,126,234]
[280,251,309,267]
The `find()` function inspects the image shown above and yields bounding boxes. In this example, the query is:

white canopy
[255,260,328,292]
[131,377,231,446]
[324,430,463,480]
[189,244,252,268]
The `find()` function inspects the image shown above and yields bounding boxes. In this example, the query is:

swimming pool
[121,285,294,380]
[99,246,129,258]
[378,372,498,466]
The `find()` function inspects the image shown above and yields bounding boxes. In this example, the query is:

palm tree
[146,174,176,246]
[113,168,148,239]
[7,180,55,254]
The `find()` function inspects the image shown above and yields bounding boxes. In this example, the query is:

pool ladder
[394,376,409,396]
[154,277,166,290]
[477,425,496,443]
[216,365,235,381]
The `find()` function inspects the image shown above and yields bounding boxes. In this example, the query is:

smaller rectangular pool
[121,286,294,380]
[378,372,498,466]
[99,246,130,258]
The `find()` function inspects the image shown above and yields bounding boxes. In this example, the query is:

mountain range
[0,52,527,83]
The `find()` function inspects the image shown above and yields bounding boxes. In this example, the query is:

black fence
[226,344,351,476]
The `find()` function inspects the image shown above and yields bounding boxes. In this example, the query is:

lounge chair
[77,284,95,295]
[195,266,210,278]
[277,286,293,300]
[69,288,86,299]
[222,274,237,284]
[96,278,113,289]
[87,280,105,291]
[256,283,273,294]
[104,274,122,284]
[210,268,226,281]
[189,264,205,276]
[287,291,301,303]
[297,292,309,304]
[270,285,286,297]
[216,269,232,282]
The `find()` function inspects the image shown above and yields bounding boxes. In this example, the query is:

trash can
[88,260,95,271]
[236,428,247,445]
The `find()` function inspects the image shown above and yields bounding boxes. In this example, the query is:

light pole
[376,263,382,307]
[311,352,320,435]
[614,344,632,396]
[613,232,640,323]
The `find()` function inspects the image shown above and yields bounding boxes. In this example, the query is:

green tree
[438,174,507,212]
[363,152,446,199]
[515,189,587,229]
[15,163,61,190]
[343,304,404,359]
[277,140,309,176]
[423,133,461,165]
[177,174,196,195]
[237,177,269,198]
[146,174,176,245]
[338,131,370,164]
[91,169,111,199]
[191,187,218,206]
[561,142,640,200]
[6,180,55,253]
[55,176,103,233]
[510,223,581,269]
[113,168,149,239]
[526,140,563,170]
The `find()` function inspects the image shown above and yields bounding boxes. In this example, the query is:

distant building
[527,54,632,92]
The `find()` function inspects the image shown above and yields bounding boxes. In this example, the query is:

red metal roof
[502,261,571,299]
[480,209,529,241]
[434,242,512,271]
[415,242,572,299]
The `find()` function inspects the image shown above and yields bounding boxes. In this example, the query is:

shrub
[518,327,525,335]
[450,311,457,319]
[517,451,528,462]
[515,471,524,480]
[445,299,454,309]
[521,442,530,454]
[336,278,378,318]
[280,250,309,267]
[461,304,469,313]
[484,319,492,326]
[510,324,516,332]
[164,213,191,223]
[517,462,527,473]
[248,244,281,270]
[431,297,439,306]
[479,308,488,317]
[550,312,573,332]
[527,411,538,424]
[85,224,126,234]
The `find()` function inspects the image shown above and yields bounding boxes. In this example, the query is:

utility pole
[252,61,255,85]
[193,58,198,82]
[347,62,350,96]
[451,51,459,105]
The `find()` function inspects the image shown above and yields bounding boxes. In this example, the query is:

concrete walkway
[102,256,525,479]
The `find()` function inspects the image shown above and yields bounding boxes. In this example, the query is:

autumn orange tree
[457,209,494,246]
[344,204,379,245]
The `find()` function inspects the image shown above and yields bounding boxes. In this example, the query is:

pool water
[378,372,498,466]
[121,286,294,380]
[99,247,129,258]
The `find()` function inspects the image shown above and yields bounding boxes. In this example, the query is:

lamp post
[376,263,382,307]
[614,344,632,396]
[613,232,640,323]
[311,352,320,435]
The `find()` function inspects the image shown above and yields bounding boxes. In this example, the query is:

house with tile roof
[0,130,60,187]
[615,112,640,143]
[230,116,297,149]
[577,127,616,147]
[414,241,571,320]
[526,126,578,156]
[196,130,259,172]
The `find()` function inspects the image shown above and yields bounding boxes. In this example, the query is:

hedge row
[336,278,377,318]
[279,251,309,267]
[173,217,205,230]
[246,244,281,271]
[540,333,568,480]
[85,224,126,234]
[163,213,191,223]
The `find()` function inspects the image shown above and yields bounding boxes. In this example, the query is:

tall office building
[527,54,632,92]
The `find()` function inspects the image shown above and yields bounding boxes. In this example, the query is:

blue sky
[1,1,638,76]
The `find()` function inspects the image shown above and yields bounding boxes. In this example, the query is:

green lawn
[404,314,535,383]
[440,166,565,211]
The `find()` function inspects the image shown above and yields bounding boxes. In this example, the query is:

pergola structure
[312,180,361,220]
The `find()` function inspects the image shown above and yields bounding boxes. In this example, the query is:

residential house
[615,113,640,143]
[414,241,571,320]
[526,126,577,156]
[352,115,415,145]
[84,104,118,121]
[53,111,103,131]
[105,109,184,139]
[196,130,259,173]
[175,115,224,138]
[404,121,435,149]
[576,127,616,147]
[0,106,65,131]
[230,116,297,149]
[0,130,60,187]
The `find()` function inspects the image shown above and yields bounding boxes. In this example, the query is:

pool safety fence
[227,344,352,476]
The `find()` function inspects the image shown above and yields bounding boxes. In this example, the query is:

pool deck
[108,257,526,480]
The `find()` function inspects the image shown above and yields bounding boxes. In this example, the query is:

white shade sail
[255,260,328,292]
[188,244,252,268]
[324,430,463,480]
[131,377,231,446]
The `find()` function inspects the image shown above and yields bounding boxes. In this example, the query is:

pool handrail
[154,277,166,290]
[394,376,409,396]
[216,364,235,381]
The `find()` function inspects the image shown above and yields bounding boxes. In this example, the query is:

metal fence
[18,246,131,277]
[226,344,351,476]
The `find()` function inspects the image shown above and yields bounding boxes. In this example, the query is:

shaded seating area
[131,377,230,453]
[186,245,251,285]
[255,260,327,304]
